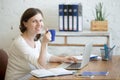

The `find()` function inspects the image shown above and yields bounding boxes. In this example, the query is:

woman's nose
[37,21,41,26]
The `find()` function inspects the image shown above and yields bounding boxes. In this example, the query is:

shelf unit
[48,31,111,56]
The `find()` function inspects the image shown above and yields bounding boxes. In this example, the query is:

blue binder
[72,4,78,31]
[68,4,73,31]
[72,3,83,31]
[63,4,68,31]
[59,4,64,31]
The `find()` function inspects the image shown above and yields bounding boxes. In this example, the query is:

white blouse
[5,35,52,80]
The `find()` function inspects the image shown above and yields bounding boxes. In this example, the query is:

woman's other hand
[63,56,78,63]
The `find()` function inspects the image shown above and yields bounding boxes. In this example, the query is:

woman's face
[23,13,44,35]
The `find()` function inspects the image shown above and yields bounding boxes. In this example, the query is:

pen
[109,45,115,53]
[104,44,108,59]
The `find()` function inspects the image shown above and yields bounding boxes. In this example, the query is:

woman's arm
[49,55,78,63]
[38,42,48,68]
[38,31,51,68]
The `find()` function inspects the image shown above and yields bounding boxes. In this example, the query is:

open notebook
[30,68,75,78]
[58,41,93,70]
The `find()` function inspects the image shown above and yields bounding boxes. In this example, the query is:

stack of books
[59,3,83,31]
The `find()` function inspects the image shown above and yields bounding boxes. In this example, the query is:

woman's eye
[32,20,35,23]
[32,20,37,23]
[32,19,43,23]
[40,20,42,22]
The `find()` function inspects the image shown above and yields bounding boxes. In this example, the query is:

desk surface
[30,56,120,80]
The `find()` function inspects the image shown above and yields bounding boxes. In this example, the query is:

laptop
[57,41,93,70]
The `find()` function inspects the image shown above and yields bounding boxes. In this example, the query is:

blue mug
[49,29,56,42]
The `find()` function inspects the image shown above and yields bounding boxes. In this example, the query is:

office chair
[0,49,8,80]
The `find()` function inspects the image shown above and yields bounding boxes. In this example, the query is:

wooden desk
[30,56,120,80]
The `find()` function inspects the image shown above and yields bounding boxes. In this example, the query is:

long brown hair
[19,8,44,41]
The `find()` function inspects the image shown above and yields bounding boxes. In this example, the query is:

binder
[68,4,73,31]
[78,3,83,31]
[72,3,83,31]
[63,4,68,31]
[58,3,83,32]
[59,4,64,31]
[72,4,78,31]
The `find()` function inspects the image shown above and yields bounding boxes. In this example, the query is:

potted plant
[91,2,108,31]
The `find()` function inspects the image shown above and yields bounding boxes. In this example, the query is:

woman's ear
[23,21,27,27]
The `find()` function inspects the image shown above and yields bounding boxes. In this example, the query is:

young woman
[5,8,77,80]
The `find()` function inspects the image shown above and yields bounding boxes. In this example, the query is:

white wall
[0,0,120,54]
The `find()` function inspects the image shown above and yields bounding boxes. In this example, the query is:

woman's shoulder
[11,35,25,45]
[14,35,23,42]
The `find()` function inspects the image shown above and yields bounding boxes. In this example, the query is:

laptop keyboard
[67,63,81,69]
